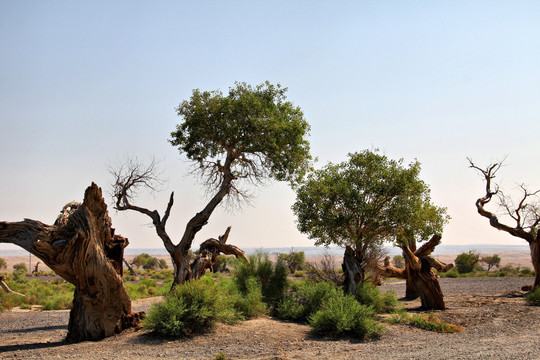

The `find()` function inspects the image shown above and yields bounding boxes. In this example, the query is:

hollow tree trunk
[342,246,364,294]
[378,235,452,310]
[0,183,142,341]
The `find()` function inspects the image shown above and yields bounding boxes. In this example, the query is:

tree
[0,258,7,271]
[112,81,312,287]
[392,255,405,269]
[278,250,305,273]
[0,183,142,341]
[469,158,540,289]
[454,251,480,274]
[481,254,501,271]
[378,235,453,309]
[292,150,449,296]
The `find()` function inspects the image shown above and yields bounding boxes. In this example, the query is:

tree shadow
[1,324,66,334]
[0,340,67,353]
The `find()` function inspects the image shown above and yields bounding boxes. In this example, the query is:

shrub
[392,255,404,268]
[355,282,399,313]
[277,251,305,273]
[144,276,239,337]
[220,277,266,319]
[454,251,480,274]
[0,258,6,271]
[233,252,288,307]
[13,263,27,273]
[309,293,383,339]
[525,286,540,306]
[276,280,340,322]
[293,270,305,278]
[441,269,459,278]
[387,312,464,333]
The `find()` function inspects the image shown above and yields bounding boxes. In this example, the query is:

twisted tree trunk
[379,235,453,310]
[0,183,142,341]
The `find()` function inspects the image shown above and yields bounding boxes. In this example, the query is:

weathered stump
[0,183,142,341]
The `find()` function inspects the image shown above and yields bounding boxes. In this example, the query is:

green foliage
[0,278,74,311]
[233,252,288,308]
[276,280,341,322]
[213,354,227,360]
[481,254,501,271]
[278,250,305,274]
[170,81,312,188]
[132,253,161,270]
[13,262,27,273]
[355,282,399,314]
[455,251,480,274]
[158,259,168,269]
[219,277,266,319]
[144,276,241,337]
[525,286,540,306]
[0,258,6,271]
[392,255,405,268]
[309,293,383,340]
[293,150,448,280]
[387,312,464,333]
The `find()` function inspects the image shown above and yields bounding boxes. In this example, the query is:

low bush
[233,252,288,308]
[219,277,266,319]
[0,278,74,311]
[144,276,241,337]
[276,280,340,322]
[355,282,399,313]
[309,293,383,340]
[525,286,540,306]
[387,312,464,333]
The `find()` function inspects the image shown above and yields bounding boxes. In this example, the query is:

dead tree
[0,183,142,341]
[378,235,453,310]
[469,158,540,289]
[111,158,248,288]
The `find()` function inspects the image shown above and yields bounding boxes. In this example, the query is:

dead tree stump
[0,183,142,341]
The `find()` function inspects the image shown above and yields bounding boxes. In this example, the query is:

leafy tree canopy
[292,150,449,251]
[170,81,312,193]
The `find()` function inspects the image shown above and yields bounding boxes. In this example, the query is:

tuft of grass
[525,286,540,306]
[387,312,464,333]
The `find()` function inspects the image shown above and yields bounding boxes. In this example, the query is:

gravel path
[0,277,539,359]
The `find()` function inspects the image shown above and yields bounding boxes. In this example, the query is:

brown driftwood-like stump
[378,235,453,310]
[190,226,248,279]
[0,183,142,341]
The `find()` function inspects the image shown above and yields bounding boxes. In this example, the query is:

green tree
[112,81,312,287]
[481,254,501,271]
[277,250,305,273]
[293,150,448,293]
[13,262,27,273]
[0,258,6,271]
[392,255,405,269]
[454,251,480,274]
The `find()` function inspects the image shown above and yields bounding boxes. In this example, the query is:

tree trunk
[404,239,419,300]
[378,235,452,310]
[530,239,540,289]
[0,183,142,341]
[342,246,364,294]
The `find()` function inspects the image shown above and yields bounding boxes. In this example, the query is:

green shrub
[355,282,399,313]
[293,270,305,278]
[0,258,7,271]
[454,251,480,274]
[220,277,266,319]
[13,263,28,273]
[276,280,341,322]
[144,276,239,337]
[309,293,383,340]
[233,252,288,307]
[525,286,540,306]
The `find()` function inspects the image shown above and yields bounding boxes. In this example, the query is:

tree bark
[378,235,452,310]
[342,246,365,294]
[0,183,142,341]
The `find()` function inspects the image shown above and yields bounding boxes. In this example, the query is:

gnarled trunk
[378,235,452,310]
[0,183,142,341]
[530,239,540,289]
[342,246,364,294]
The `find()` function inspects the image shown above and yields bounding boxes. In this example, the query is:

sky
[1,1,539,252]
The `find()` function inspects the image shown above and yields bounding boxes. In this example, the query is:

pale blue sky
[1,1,539,251]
